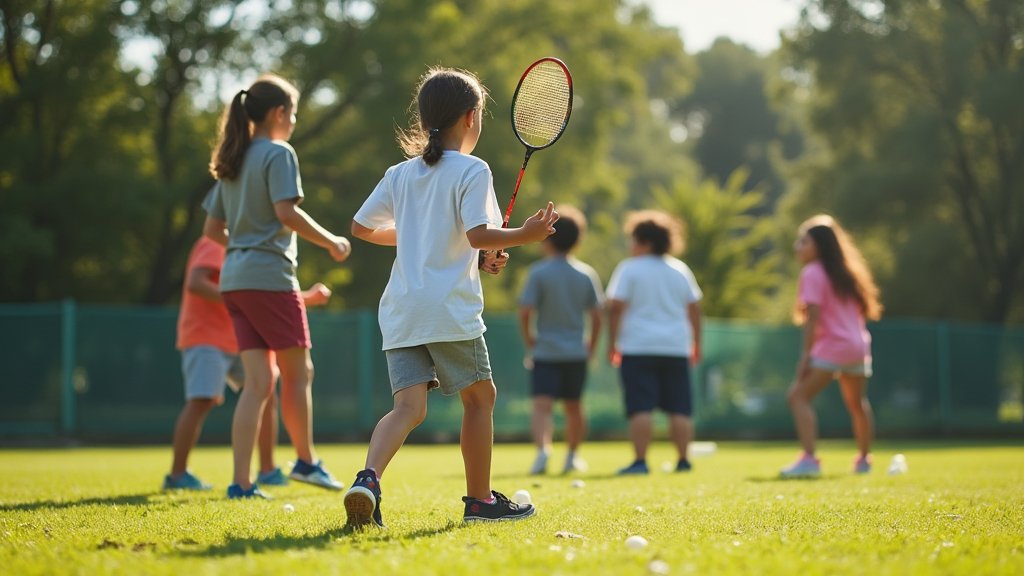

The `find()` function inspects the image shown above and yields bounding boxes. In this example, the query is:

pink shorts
[223,290,311,351]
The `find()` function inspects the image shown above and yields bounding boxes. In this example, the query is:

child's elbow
[351,220,372,240]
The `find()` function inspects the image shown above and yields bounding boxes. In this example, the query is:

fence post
[356,310,376,433]
[936,322,952,434]
[61,298,77,435]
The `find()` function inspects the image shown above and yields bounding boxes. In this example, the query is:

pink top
[798,261,871,364]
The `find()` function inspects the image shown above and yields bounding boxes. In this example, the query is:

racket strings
[513,62,571,147]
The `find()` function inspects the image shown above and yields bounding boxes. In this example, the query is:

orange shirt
[175,237,238,353]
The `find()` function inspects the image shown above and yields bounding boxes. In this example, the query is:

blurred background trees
[1,0,1021,323]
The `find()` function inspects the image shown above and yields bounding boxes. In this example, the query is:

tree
[783,0,1024,323]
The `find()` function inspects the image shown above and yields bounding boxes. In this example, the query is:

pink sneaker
[780,453,821,478]
[853,454,872,474]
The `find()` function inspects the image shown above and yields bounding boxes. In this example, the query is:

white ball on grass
[513,489,532,505]
[283,503,295,513]
[625,535,648,550]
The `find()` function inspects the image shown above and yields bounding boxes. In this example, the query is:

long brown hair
[209,74,299,180]
[397,67,487,166]
[797,214,883,321]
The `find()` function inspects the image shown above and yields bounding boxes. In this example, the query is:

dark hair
[397,67,487,166]
[798,215,883,321]
[624,210,685,256]
[547,205,587,253]
[210,74,299,180]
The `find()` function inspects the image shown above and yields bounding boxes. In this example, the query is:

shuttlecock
[887,453,908,475]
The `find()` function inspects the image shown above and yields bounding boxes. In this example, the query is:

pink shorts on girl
[223,290,311,351]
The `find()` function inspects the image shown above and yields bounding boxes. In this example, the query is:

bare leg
[563,399,586,454]
[232,350,275,488]
[364,384,429,475]
[628,412,653,461]
[839,374,874,457]
[257,390,279,473]
[170,398,218,476]
[668,414,693,461]
[530,395,554,453]
[786,369,834,455]
[460,380,496,500]
[276,347,315,464]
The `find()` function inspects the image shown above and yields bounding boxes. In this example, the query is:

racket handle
[502,149,534,228]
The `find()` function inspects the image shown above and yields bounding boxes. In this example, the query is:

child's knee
[461,380,496,409]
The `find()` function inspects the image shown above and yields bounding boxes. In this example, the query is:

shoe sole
[779,471,821,478]
[290,473,343,491]
[344,487,377,527]
[464,507,537,523]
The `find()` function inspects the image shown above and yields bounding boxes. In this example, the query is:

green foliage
[652,170,782,319]
[2,442,1023,574]
[782,0,1024,323]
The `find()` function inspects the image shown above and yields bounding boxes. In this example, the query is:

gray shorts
[181,346,244,400]
[385,336,492,396]
[810,357,873,378]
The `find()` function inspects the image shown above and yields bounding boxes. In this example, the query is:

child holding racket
[607,210,703,475]
[518,205,603,476]
[780,214,882,478]
[203,74,351,499]
[164,234,332,491]
[345,67,556,527]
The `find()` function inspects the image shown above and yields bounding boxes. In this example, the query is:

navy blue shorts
[619,355,692,416]
[531,360,587,400]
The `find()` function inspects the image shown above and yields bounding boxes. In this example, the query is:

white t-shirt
[606,255,703,357]
[354,152,503,350]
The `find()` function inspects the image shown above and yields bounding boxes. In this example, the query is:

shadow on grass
[0,493,159,513]
[177,519,463,558]
[745,474,842,483]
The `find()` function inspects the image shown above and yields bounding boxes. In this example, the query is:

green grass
[2,441,1022,575]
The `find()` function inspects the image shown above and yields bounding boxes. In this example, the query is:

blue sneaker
[675,459,692,473]
[256,467,289,486]
[344,469,384,528]
[289,459,344,491]
[226,483,273,499]
[617,460,649,475]
[163,471,212,491]
[780,454,821,478]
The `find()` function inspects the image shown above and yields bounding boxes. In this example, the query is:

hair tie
[429,128,440,136]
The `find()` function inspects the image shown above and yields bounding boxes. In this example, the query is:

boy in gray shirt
[518,206,603,475]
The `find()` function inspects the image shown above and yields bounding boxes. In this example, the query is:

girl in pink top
[781,215,883,478]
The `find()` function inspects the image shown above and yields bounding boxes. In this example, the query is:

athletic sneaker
[675,459,692,472]
[226,483,272,499]
[162,471,212,491]
[528,451,549,475]
[289,459,343,490]
[562,453,588,474]
[463,490,536,522]
[617,460,650,475]
[853,455,872,474]
[344,469,384,528]
[780,454,821,478]
[256,467,289,486]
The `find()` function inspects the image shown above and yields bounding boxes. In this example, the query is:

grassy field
[1,441,1022,575]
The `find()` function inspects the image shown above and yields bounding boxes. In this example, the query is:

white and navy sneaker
[289,459,343,490]
[344,469,384,528]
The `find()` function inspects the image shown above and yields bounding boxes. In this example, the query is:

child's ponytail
[397,67,487,167]
[210,74,299,180]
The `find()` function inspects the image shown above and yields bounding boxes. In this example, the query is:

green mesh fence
[1,302,1021,441]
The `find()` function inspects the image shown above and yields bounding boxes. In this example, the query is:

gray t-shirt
[519,256,604,360]
[203,138,303,292]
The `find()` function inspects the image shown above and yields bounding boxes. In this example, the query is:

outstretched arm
[465,202,558,250]
[274,199,351,262]
[351,220,397,246]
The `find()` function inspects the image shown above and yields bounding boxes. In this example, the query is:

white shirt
[606,255,703,357]
[354,152,503,350]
